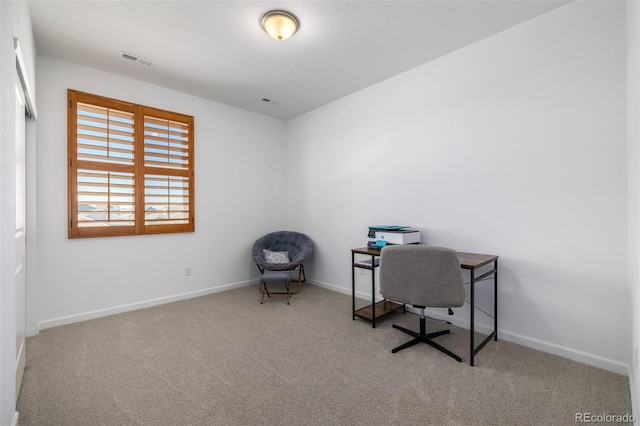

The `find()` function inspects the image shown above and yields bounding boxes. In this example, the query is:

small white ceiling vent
[121,51,154,66]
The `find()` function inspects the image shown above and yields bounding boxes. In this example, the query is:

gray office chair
[379,245,464,362]
[252,231,313,304]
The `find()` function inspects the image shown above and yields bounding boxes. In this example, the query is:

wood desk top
[456,252,499,269]
[351,247,383,256]
[351,247,498,269]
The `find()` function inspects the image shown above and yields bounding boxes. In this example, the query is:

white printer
[367,225,420,247]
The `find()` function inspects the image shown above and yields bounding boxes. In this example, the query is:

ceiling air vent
[121,51,154,66]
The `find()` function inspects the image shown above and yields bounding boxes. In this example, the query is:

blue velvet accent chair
[252,231,314,304]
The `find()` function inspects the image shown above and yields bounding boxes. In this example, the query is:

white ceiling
[28,0,571,120]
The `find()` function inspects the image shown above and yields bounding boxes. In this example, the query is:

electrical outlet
[184,266,192,276]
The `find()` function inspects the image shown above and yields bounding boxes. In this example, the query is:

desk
[351,247,404,328]
[351,247,499,366]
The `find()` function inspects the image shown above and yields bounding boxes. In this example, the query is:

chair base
[391,316,462,362]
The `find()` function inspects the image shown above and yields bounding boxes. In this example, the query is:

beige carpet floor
[17,283,632,425]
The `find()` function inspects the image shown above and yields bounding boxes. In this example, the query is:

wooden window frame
[68,89,195,238]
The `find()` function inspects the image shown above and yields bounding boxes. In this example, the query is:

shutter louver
[77,170,135,227]
[144,116,189,170]
[77,103,134,165]
[144,175,190,225]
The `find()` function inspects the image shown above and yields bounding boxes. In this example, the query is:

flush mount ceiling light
[260,10,299,41]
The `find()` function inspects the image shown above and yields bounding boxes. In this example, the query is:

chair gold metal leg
[257,266,303,304]
[260,282,267,304]
[288,267,303,295]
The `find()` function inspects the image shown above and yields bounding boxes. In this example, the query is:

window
[68,90,194,238]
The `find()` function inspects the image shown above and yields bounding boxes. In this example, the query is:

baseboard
[12,411,19,426]
[312,279,379,301]
[423,309,629,375]
[629,366,638,425]
[37,280,256,330]
[500,329,629,376]
[16,338,25,396]
[310,280,630,376]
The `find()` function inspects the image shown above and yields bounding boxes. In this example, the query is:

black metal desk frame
[351,247,499,366]
[458,252,499,366]
[351,247,404,328]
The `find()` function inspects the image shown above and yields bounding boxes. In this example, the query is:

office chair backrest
[379,245,464,308]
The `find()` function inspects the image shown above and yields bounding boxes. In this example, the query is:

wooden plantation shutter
[68,90,194,238]
[142,109,193,232]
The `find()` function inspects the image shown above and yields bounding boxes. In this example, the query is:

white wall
[34,56,287,329]
[627,0,640,414]
[0,2,36,425]
[287,1,629,373]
